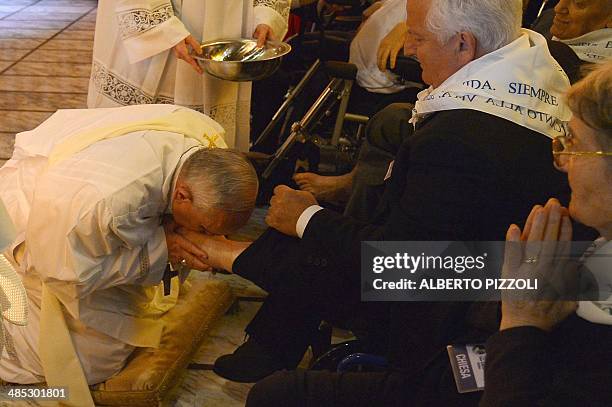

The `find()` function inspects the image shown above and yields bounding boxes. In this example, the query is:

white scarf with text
[411,29,571,139]
[557,28,612,64]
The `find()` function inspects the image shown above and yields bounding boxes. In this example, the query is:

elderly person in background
[349,0,420,112]
[482,62,612,406]
[0,105,258,404]
[252,0,418,144]
[532,0,611,64]
[88,0,290,151]
[551,0,611,63]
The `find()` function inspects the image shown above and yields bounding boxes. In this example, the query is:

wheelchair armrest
[388,54,425,85]
[337,353,389,373]
[324,61,358,80]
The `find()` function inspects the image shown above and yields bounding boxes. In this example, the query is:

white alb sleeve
[253,0,291,41]
[115,0,191,64]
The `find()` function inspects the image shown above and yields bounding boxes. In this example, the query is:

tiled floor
[0,0,96,165]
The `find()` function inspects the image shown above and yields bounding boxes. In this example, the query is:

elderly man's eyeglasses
[552,133,612,168]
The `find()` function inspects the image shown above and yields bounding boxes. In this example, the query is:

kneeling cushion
[91,278,234,406]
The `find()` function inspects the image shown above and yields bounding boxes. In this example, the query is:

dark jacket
[298,109,606,405]
[481,316,612,406]
[236,108,607,405]
[303,109,574,283]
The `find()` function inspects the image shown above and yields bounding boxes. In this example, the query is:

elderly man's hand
[163,216,209,270]
[499,198,578,332]
[253,24,274,48]
[266,185,318,237]
[173,34,203,74]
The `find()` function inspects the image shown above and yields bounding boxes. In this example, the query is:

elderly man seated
[294,0,598,213]
[0,105,258,396]
[185,1,596,402]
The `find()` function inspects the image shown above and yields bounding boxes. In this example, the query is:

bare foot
[293,171,354,203]
[178,229,251,273]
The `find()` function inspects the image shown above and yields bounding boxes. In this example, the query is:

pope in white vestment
[88,0,291,152]
[0,105,258,388]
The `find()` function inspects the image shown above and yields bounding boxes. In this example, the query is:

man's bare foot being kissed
[293,170,355,203]
[178,230,251,273]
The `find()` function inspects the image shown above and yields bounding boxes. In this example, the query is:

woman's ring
[180,258,188,268]
[523,256,538,264]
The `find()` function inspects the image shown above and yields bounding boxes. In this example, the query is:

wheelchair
[249,1,425,371]
[250,1,424,201]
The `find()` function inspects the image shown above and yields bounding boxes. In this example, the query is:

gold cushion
[91,278,234,406]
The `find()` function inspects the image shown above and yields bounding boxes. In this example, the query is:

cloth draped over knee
[40,284,95,407]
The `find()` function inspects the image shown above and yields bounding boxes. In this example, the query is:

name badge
[384,160,394,181]
[447,343,486,393]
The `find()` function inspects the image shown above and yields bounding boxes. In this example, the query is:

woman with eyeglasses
[481,61,612,406]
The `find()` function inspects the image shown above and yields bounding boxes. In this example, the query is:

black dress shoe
[213,337,289,383]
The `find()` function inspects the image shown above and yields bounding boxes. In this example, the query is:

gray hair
[180,148,259,212]
[566,62,612,148]
[426,0,522,54]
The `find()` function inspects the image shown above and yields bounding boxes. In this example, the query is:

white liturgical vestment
[88,0,290,151]
[0,105,224,385]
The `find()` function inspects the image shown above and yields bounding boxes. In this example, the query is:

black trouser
[247,370,413,407]
[233,228,389,364]
[246,362,482,407]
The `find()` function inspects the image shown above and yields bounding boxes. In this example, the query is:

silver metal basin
[194,38,291,82]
